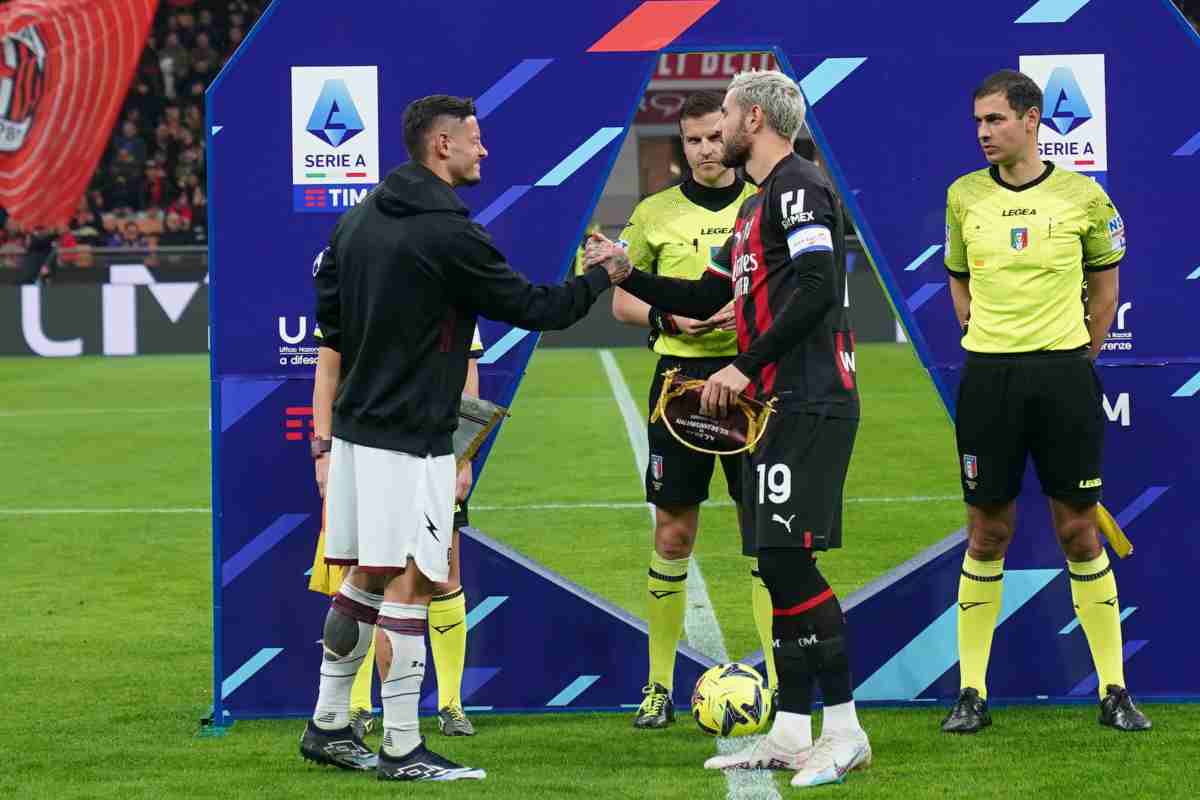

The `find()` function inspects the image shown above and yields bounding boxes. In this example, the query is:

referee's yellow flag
[1097,503,1134,559]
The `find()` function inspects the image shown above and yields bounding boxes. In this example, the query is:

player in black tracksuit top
[603,71,870,786]
[314,159,614,457]
[303,95,627,782]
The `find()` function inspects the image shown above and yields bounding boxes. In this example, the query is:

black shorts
[646,355,743,508]
[955,348,1104,506]
[738,412,858,555]
[453,500,468,531]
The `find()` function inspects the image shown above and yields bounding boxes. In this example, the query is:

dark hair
[678,90,723,133]
[402,94,476,161]
[973,69,1042,117]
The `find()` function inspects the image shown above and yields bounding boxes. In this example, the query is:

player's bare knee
[966,507,1013,559]
[654,513,698,560]
[386,561,435,605]
[432,578,461,596]
[348,567,389,595]
[1056,516,1101,561]
[967,526,1011,560]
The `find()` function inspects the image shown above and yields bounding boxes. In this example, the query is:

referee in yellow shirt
[610,91,767,729]
[942,69,1149,733]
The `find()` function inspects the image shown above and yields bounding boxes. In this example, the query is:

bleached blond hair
[726,70,806,142]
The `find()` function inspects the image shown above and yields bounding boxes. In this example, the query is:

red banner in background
[636,90,692,125]
[640,52,777,124]
[651,51,775,82]
[0,0,158,227]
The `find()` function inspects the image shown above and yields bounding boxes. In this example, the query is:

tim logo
[1041,67,1092,135]
[285,406,315,441]
[306,79,364,147]
[292,185,370,212]
[301,187,326,209]
[0,25,46,153]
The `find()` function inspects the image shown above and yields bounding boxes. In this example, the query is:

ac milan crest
[0,25,46,153]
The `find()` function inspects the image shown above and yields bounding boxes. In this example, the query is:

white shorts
[324,437,455,583]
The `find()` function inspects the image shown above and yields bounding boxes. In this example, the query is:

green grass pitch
[2,345,1195,799]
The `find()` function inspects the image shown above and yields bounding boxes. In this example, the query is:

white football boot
[790,727,871,787]
[703,735,811,771]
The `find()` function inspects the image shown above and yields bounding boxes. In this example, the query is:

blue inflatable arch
[206,0,1200,721]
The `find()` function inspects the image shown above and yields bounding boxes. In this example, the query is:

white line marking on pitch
[0,406,207,417]
[0,508,210,515]
[473,495,957,511]
[599,350,780,800]
[1,495,957,516]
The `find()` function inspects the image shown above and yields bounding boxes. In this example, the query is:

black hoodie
[314,161,612,456]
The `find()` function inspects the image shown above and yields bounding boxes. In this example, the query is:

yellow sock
[750,562,778,689]
[350,633,375,712]
[1068,550,1125,698]
[957,554,1004,700]
[647,553,688,691]
[429,588,467,709]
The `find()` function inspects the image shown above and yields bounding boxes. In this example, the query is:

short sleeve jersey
[945,163,1125,353]
[619,180,756,359]
[708,155,859,418]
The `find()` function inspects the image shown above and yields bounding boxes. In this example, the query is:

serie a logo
[0,25,46,153]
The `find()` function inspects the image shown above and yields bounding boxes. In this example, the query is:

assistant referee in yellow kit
[609,91,767,729]
[941,69,1149,735]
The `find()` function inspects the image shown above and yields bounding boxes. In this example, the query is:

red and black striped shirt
[622,154,859,419]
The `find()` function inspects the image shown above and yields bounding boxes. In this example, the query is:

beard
[452,164,482,187]
[720,126,751,168]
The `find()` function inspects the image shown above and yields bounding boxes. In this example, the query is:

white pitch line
[1,495,959,517]
[0,508,210,515]
[473,495,957,511]
[598,350,780,800]
[0,406,207,417]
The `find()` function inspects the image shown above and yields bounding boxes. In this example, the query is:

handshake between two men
[585,231,753,419]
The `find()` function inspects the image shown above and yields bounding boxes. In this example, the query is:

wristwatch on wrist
[310,437,332,459]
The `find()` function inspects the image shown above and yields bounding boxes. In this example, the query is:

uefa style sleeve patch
[787,224,834,258]
[1107,215,1126,251]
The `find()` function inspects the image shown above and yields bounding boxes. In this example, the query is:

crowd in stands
[1,0,267,278]
[2,0,1196,280]
[1177,0,1200,31]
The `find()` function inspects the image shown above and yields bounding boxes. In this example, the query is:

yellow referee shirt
[945,163,1125,353]
[620,179,757,358]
